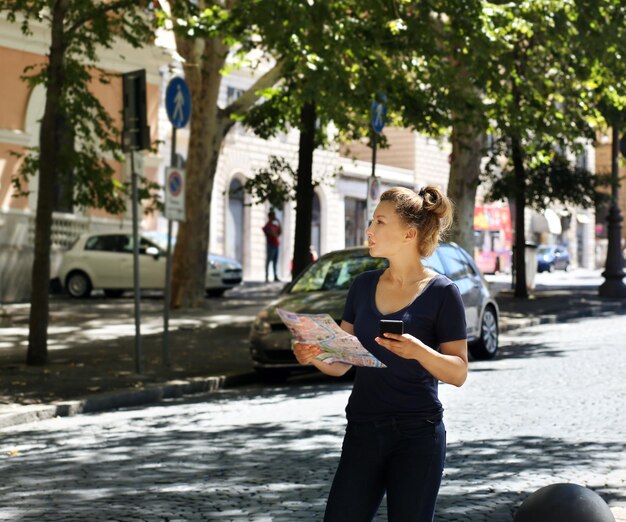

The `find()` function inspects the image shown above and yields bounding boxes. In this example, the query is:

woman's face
[367,200,414,257]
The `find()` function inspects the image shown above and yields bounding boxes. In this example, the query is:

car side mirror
[146,246,160,260]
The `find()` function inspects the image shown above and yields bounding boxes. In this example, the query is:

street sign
[371,99,387,133]
[165,77,191,129]
[165,167,186,221]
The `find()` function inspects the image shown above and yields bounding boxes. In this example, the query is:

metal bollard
[514,483,615,522]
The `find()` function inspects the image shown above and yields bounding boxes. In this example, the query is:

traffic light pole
[130,149,143,374]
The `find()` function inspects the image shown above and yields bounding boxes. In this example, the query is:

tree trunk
[26,1,68,365]
[447,121,485,255]
[511,135,528,299]
[291,102,317,279]
[170,36,228,308]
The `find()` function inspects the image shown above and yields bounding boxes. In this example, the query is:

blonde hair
[379,186,454,257]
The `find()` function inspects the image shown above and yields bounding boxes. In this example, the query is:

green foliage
[228,155,339,210]
[457,0,626,212]
[485,154,610,210]
[1,0,160,214]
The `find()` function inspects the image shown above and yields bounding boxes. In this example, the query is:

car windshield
[289,252,387,293]
[537,246,554,255]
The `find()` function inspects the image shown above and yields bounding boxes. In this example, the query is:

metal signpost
[163,76,191,366]
[367,96,386,224]
[122,69,150,374]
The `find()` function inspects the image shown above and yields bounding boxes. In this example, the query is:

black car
[250,243,499,380]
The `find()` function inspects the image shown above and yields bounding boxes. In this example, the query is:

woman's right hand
[292,342,322,366]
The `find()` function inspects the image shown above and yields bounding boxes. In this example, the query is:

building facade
[0,17,168,302]
[1,18,602,302]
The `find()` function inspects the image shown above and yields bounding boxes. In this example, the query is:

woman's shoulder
[428,273,461,293]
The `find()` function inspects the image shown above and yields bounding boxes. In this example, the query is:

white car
[58,232,243,298]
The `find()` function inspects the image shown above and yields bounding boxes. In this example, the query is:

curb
[499,299,626,334]
[2,300,626,430]
[0,371,259,430]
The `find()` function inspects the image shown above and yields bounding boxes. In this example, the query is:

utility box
[524,242,538,289]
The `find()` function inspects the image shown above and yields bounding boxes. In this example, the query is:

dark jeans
[324,417,446,522]
[265,244,279,281]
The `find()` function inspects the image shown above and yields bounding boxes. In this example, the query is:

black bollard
[514,483,615,522]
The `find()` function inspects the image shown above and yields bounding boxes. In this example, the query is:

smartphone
[379,319,404,336]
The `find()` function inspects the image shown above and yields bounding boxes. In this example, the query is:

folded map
[276,308,385,368]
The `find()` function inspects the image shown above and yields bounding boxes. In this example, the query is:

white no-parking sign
[165,167,186,222]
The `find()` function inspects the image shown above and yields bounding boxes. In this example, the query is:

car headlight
[209,260,222,270]
[253,310,272,336]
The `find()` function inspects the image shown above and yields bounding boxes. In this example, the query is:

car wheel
[469,305,498,360]
[206,288,226,298]
[254,368,290,383]
[103,289,125,298]
[66,271,92,298]
[548,263,555,273]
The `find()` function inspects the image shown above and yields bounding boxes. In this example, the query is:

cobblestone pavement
[1,314,625,521]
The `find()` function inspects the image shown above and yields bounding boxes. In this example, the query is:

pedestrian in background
[262,209,282,282]
[293,186,468,522]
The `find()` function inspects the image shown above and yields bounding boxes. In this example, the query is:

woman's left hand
[375,333,424,360]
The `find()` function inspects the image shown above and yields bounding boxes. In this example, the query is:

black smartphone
[379,319,404,336]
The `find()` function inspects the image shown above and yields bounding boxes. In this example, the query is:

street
[1,313,625,521]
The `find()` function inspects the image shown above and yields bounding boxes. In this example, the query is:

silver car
[58,232,242,298]
[250,243,499,380]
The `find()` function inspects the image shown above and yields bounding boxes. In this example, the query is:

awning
[544,209,562,235]
[531,209,562,235]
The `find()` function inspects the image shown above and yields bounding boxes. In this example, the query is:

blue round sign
[371,99,387,133]
[165,77,191,129]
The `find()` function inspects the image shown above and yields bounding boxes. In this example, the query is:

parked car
[143,231,244,297]
[250,243,500,380]
[536,244,570,273]
[58,232,242,298]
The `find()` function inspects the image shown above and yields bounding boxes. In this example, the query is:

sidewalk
[1,276,626,429]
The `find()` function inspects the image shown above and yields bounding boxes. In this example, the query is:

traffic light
[122,69,150,152]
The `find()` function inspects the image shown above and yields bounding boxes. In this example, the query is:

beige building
[0,17,167,302]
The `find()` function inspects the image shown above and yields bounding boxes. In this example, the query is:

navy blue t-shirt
[342,268,467,422]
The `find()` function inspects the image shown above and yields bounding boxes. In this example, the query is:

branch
[221,58,286,121]
[65,0,137,37]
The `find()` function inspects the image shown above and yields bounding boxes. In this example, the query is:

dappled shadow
[436,436,626,521]
[1,384,623,522]
[496,342,569,360]
[0,322,254,405]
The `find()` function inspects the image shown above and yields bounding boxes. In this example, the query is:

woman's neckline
[371,269,441,317]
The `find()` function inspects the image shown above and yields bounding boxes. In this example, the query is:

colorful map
[276,309,385,368]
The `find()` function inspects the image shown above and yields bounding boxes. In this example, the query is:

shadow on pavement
[2,390,623,522]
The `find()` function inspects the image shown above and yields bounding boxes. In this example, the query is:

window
[345,197,367,248]
[290,253,386,293]
[84,235,126,253]
[438,244,470,280]
[311,193,321,256]
[226,86,244,106]
[423,250,446,275]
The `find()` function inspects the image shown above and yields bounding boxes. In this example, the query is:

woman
[293,186,468,522]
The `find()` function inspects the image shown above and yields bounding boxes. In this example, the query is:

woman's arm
[292,320,354,377]
[375,334,468,387]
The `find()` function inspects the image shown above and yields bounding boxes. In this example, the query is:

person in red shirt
[262,210,282,282]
